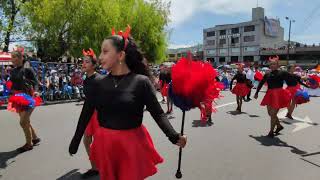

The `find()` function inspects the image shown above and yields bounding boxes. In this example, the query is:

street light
[285,17,295,61]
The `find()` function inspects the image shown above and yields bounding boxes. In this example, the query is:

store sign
[219,33,240,39]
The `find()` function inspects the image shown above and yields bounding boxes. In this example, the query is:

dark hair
[287,64,295,70]
[105,36,150,77]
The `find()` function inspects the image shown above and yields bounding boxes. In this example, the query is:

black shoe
[81,169,99,179]
[286,114,293,120]
[267,132,274,138]
[32,138,41,146]
[16,144,33,153]
[207,117,213,125]
[275,126,284,135]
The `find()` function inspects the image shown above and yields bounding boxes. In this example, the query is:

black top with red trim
[256,70,288,94]
[10,66,38,93]
[70,72,179,154]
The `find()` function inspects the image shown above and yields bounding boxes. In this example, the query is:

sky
[166,0,320,49]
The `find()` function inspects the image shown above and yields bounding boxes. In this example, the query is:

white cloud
[168,43,194,49]
[294,34,320,45]
[165,0,278,27]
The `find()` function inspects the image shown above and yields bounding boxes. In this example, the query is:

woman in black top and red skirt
[254,57,291,138]
[69,26,187,180]
[8,48,42,153]
[80,48,102,179]
[286,65,309,119]
[230,65,250,112]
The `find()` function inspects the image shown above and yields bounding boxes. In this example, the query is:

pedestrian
[285,65,310,119]
[69,26,187,180]
[7,47,42,153]
[254,56,291,138]
[230,64,250,113]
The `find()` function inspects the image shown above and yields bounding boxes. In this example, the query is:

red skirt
[261,88,291,109]
[286,85,301,98]
[161,83,169,97]
[90,125,163,180]
[7,91,42,113]
[84,110,99,136]
[232,83,250,97]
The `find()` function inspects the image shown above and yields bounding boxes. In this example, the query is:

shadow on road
[192,120,213,128]
[300,158,320,168]
[227,111,260,118]
[249,135,307,155]
[0,150,20,170]
[301,151,320,157]
[57,169,99,180]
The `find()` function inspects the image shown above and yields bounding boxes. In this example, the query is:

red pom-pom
[171,57,222,118]
[254,71,263,81]
[6,80,12,90]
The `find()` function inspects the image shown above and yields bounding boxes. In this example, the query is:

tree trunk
[3,0,17,52]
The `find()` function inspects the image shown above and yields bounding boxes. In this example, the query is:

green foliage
[21,0,170,63]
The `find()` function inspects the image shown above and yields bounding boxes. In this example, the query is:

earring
[119,61,122,65]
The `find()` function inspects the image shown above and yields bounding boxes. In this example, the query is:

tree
[23,0,170,63]
[0,0,29,52]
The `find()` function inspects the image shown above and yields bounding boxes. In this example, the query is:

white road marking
[278,109,315,132]
[215,102,237,109]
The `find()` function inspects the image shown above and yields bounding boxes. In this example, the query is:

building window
[169,54,175,58]
[244,35,255,42]
[244,46,258,52]
[231,28,239,34]
[207,31,215,37]
[206,50,216,56]
[220,30,226,35]
[231,37,239,44]
[244,56,254,62]
[206,40,215,46]
[231,48,240,53]
[219,48,227,54]
[231,56,239,62]
[219,39,226,45]
[244,25,255,32]
[219,57,226,62]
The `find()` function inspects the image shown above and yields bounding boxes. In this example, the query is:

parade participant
[164,67,173,114]
[245,66,254,101]
[254,56,291,138]
[230,64,250,112]
[80,48,102,179]
[159,66,167,103]
[285,65,310,119]
[69,26,187,180]
[8,47,42,153]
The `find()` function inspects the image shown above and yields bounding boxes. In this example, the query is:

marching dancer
[230,65,250,112]
[285,65,310,120]
[69,26,187,180]
[8,48,42,153]
[80,48,102,179]
[254,57,291,138]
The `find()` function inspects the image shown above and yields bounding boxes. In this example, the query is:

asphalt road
[0,91,319,180]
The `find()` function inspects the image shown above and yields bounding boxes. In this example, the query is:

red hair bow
[82,48,95,57]
[82,48,97,62]
[111,25,131,50]
[268,55,279,62]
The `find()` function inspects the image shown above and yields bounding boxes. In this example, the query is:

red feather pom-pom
[254,71,263,81]
[171,57,222,120]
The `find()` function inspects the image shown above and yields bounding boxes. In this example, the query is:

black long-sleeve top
[230,72,247,89]
[255,70,288,94]
[10,66,38,93]
[286,73,308,87]
[164,71,172,84]
[69,72,179,154]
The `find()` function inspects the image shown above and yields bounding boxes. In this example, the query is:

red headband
[268,55,279,62]
[13,47,24,55]
[82,48,97,62]
[111,25,131,50]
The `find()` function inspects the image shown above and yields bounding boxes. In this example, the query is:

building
[203,7,286,66]
[167,44,203,62]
